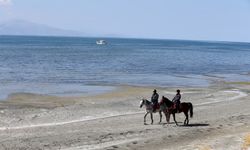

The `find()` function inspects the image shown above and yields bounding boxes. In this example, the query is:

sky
[0,0,250,42]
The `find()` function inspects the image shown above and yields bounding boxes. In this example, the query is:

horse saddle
[172,103,177,109]
[153,103,160,110]
[171,103,180,111]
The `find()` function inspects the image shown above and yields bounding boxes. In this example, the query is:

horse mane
[161,96,173,107]
[143,99,152,105]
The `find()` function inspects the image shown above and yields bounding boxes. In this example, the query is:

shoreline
[0,72,249,102]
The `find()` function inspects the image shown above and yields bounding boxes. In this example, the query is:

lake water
[0,35,250,99]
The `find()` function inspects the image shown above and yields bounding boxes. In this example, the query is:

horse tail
[189,103,193,118]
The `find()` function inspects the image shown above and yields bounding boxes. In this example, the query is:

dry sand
[0,83,250,150]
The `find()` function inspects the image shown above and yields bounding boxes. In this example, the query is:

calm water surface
[0,36,250,99]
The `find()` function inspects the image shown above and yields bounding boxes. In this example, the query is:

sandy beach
[0,81,250,150]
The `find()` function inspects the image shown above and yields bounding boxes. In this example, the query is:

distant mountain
[0,20,85,37]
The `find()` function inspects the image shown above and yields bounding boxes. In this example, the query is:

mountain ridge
[0,20,85,37]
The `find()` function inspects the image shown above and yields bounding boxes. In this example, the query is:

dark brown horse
[160,96,193,126]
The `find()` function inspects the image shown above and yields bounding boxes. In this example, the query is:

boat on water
[96,40,107,45]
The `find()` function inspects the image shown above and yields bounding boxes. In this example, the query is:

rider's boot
[177,104,180,113]
[176,106,179,113]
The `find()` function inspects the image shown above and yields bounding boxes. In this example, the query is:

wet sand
[0,82,250,150]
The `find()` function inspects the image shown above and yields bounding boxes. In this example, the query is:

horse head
[140,98,145,108]
[140,98,150,108]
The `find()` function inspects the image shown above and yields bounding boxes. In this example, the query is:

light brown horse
[160,96,193,126]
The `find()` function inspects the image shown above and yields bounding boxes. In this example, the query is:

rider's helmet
[153,89,157,93]
[176,89,180,93]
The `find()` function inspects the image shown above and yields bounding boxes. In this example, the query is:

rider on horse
[151,89,159,112]
[172,89,181,113]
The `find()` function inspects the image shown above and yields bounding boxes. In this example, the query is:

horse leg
[173,113,178,126]
[186,112,189,125]
[184,112,189,125]
[159,111,162,124]
[144,112,149,124]
[183,112,186,125]
[150,113,154,124]
[165,112,170,124]
[167,113,170,123]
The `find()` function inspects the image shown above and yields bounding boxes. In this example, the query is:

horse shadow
[179,123,210,127]
[161,122,182,125]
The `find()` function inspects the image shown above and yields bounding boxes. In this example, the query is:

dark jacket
[151,93,159,104]
[172,93,181,104]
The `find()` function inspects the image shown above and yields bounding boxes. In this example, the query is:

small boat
[96,40,107,45]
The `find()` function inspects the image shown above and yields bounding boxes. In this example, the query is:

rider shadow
[179,123,210,127]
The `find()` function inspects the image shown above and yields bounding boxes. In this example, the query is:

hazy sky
[0,0,250,42]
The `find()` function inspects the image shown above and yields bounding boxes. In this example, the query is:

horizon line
[0,34,250,45]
